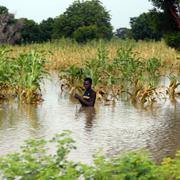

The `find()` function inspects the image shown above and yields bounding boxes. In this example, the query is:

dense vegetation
[130,12,163,41]
[60,43,179,106]
[118,1,180,50]
[0,39,179,104]
[1,0,180,49]
[0,48,47,103]
[0,6,23,44]
[0,1,179,178]
[0,131,179,179]
[0,0,112,44]
[53,0,113,42]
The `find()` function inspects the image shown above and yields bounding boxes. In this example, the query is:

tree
[0,6,23,44]
[39,18,55,42]
[164,32,180,50]
[130,12,162,41]
[73,25,98,42]
[149,0,180,49]
[20,19,41,43]
[53,0,113,42]
[149,0,180,29]
[115,28,132,39]
[0,6,8,14]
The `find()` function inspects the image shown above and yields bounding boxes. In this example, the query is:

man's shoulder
[90,89,96,95]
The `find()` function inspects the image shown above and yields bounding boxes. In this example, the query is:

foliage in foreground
[0,131,179,180]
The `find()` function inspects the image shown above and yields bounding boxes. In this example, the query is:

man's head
[84,77,92,90]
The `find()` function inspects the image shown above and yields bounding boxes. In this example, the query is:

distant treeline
[0,0,180,49]
[116,0,180,50]
[0,0,112,44]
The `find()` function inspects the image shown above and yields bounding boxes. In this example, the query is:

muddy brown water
[0,73,179,164]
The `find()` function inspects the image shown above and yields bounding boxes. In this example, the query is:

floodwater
[0,73,179,164]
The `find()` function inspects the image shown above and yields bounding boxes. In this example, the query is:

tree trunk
[165,0,180,29]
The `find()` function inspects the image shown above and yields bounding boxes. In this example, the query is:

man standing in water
[75,77,96,107]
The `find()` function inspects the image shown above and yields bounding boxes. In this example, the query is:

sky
[0,0,153,29]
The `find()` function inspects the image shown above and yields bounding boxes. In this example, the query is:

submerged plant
[114,48,144,84]
[14,50,47,103]
[84,44,111,86]
[60,44,178,107]
[168,76,180,100]
[145,57,161,87]
[0,49,48,103]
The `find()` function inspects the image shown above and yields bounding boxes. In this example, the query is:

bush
[0,131,82,179]
[0,131,179,179]
[164,32,180,50]
[73,25,98,43]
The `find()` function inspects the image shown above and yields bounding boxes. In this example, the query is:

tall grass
[5,39,180,71]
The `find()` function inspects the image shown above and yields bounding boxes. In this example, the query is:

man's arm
[75,93,96,106]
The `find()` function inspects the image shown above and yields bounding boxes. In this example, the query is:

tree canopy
[39,18,55,42]
[20,19,41,43]
[148,0,180,49]
[0,1,113,44]
[53,0,113,42]
[115,28,131,39]
[130,12,162,41]
[0,6,8,14]
[1,0,180,47]
[149,0,180,30]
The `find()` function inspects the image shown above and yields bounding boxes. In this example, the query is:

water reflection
[18,103,40,130]
[76,107,96,130]
[146,103,180,163]
[0,74,179,165]
[0,101,41,155]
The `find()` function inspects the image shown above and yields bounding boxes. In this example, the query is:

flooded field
[0,73,179,164]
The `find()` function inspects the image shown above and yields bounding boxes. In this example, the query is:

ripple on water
[0,74,179,164]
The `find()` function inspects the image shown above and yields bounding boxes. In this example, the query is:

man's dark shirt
[79,88,96,107]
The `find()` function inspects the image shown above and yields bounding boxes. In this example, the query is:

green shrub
[0,131,82,180]
[113,48,144,84]
[73,26,98,43]
[91,152,159,180]
[164,32,180,50]
[158,151,180,179]
[145,57,161,87]
[0,131,179,179]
